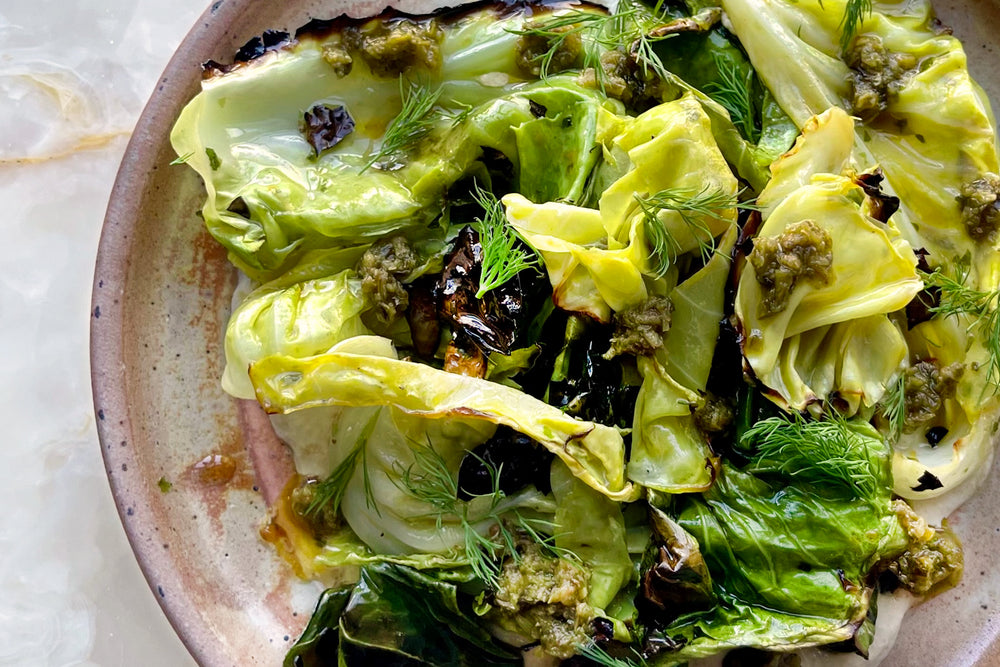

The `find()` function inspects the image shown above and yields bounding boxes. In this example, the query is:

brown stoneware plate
[91,0,1000,665]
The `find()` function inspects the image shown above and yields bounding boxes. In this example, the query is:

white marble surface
[0,2,208,665]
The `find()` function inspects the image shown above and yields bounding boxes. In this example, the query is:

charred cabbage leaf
[720,0,1000,288]
[222,246,370,399]
[249,335,636,501]
[551,460,632,609]
[735,109,921,413]
[628,355,715,494]
[284,563,520,667]
[651,417,907,659]
[171,5,612,280]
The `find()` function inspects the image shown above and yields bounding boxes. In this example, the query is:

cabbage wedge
[736,108,921,412]
[721,0,1000,287]
[249,336,637,501]
[503,93,738,321]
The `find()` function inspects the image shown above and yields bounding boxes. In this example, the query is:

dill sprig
[362,78,442,172]
[740,412,880,500]
[922,264,1000,393]
[609,0,675,80]
[169,151,194,166]
[577,642,649,667]
[447,100,475,127]
[509,10,608,80]
[306,409,381,517]
[839,0,873,53]
[394,440,570,588]
[472,186,542,299]
[508,1,674,83]
[637,186,755,277]
[878,373,907,443]
[705,54,760,143]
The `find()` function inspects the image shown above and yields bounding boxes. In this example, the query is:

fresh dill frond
[740,412,880,500]
[169,151,194,166]
[922,263,1000,393]
[472,185,542,299]
[637,186,755,277]
[606,2,675,81]
[306,409,381,517]
[509,11,609,80]
[705,54,760,143]
[839,0,873,53]
[393,440,570,588]
[447,100,475,127]
[508,2,674,84]
[878,373,907,444]
[577,642,649,667]
[362,78,442,173]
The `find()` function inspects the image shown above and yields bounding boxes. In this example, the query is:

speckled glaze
[91,0,1000,665]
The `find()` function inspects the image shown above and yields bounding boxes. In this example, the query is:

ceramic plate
[91,0,1000,664]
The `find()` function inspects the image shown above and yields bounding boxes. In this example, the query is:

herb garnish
[878,373,907,443]
[741,413,879,500]
[306,409,381,517]
[637,186,755,277]
[394,440,571,588]
[169,151,194,166]
[362,78,442,172]
[472,186,542,299]
[921,263,1000,393]
[577,642,649,667]
[705,54,760,143]
[839,0,873,52]
[509,1,674,83]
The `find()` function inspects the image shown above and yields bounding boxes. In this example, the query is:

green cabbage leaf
[170,3,613,280]
[222,247,370,399]
[551,460,632,609]
[284,563,520,667]
[653,417,907,659]
[504,93,737,321]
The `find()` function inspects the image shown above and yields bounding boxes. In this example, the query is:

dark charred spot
[235,30,292,62]
[529,99,548,118]
[591,617,615,643]
[479,147,517,194]
[301,104,355,156]
[906,250,940,329]
[734,209,763,276]
[706,316,744,398]
[547,319,639,429]
[405,278,441,357]
[435,225,544,355]
[227,196,250,217]
[929,16,954,35]
[457,425,554,499]
[854,169,900,223]
[911,470,944,492]
[926,425,949,447]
